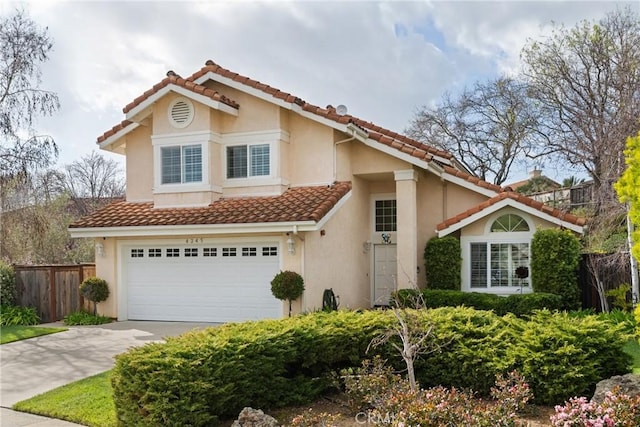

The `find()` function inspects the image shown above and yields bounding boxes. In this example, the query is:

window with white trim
[226,144,270,178]
[466,213,532,290]
[375,199,397,232]
[161,144,202,184]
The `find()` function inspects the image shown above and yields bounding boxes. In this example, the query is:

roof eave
[98,122,140,151]
[436,198,584,237]
[69,220,320,238]
[125,84,239,122]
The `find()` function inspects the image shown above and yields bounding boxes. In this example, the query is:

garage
[123,241,282,322]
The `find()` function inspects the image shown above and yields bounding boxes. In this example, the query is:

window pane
[227,146,247,178]
[470,243,487,288]
[250,144,270,176]
[491,214,529,232]
[490,243,510,286]
[161,146,181,184]
[489,242,530,287]
[375,200,397,232]
[183,145,202,183]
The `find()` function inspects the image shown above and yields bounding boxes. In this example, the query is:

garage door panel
[125,242,281,322]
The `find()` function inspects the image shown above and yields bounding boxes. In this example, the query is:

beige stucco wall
[94,237,118,318]
[124,126,153,202]
[288,115,334,185]
[153,94,211,135]
[302,176,372,310]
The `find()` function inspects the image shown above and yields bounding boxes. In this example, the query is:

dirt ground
[223,394,556,426]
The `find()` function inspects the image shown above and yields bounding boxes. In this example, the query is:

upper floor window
[226,144,270,179]
[161,144,202,184]
[375,199,397,232]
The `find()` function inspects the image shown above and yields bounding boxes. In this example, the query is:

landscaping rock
[591,373,640,403]
[231,407,279,427]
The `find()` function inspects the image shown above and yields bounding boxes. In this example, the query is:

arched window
[491,214,530,232]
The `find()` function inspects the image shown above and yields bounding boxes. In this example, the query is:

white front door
[373,244,397,306]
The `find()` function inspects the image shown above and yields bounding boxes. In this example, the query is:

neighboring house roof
[69,182,351,236]
[436,191,586,236]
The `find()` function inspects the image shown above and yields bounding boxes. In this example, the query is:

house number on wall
[185,238,203,244]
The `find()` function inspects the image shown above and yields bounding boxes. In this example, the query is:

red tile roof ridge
[441,165,504,193]
[122,72,239,114]
[187,60,452,160]
[435,191,586,231]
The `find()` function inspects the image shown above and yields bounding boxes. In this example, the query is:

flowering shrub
[343,359,532,426]
[550,388,640,427]
[289,409,340,427]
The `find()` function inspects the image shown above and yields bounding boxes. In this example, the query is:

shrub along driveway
[0,321,217,408]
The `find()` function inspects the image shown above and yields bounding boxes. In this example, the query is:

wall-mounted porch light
[95,242,105,257]
[287,234,296,255]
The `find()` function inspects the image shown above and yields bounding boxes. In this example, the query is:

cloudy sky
[3,0,637,182]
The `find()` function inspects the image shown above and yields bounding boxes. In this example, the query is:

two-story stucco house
[69,60,586,323]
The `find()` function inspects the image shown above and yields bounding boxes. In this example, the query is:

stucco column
[394,169,418,289]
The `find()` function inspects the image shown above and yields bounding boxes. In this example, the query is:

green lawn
[623,339,640,374]
[0,325,67,344]
[14,371,116,427]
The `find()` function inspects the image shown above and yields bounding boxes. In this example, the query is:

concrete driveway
[0,321,218,409]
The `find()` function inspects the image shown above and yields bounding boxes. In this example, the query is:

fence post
[49,266,56,322]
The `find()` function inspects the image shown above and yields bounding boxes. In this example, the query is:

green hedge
[394,289,564,316]
[111,308,630,425]
[424,236,461,290]
[0,261,16,307]
[531,229,582,310]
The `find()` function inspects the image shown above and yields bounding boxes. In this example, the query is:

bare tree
[61,151,125,216]
[0,9,59,176]
[368,292,446,392]
[406,77,541,185]
[521,7,640,215]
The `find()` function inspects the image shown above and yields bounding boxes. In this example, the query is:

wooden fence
[13,264,96,323]
[578,253,631,312]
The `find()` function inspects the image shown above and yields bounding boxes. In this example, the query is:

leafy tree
[270,270,304,316]
[521,7,640,215]
[615,132,640,262]
[0,9,59,176]
[406,77,541,185]
[79,276,110,316]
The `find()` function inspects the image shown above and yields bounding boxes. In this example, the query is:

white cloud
[4,0,636,179]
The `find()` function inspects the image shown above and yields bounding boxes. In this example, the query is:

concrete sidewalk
[1,321,217,426]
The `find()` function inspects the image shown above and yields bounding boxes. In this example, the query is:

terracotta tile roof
[97,120,135,144]
[441,165,504,193]
[436,191,587,232]
[186,60,453,162]
[122,71,239,114]
[70,182,351,229]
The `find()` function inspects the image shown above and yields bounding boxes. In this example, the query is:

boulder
[591,373,640,403]
[231,407,279,427]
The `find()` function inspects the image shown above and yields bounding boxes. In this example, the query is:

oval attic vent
[168,98,194,128]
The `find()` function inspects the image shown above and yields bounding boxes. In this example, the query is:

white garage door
[124,242,282,322]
